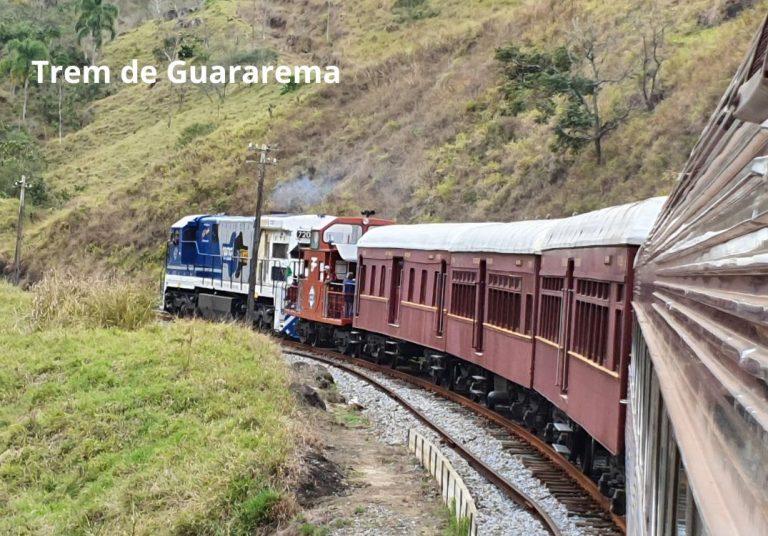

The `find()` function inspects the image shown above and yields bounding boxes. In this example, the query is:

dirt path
[283,361,448,535]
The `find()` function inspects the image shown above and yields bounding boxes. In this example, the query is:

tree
[496,28,636,165]
[0,38,49,124]
[75,0,118,63]
[637,9,668,111]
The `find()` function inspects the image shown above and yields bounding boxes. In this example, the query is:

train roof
[540,196,667,251]
[170,213,336,231]
[358,196,667,254]
[450,220,561,254]
[358,223,496,251]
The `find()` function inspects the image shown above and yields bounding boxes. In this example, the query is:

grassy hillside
[0,0,766,281]
[0,281,296,534]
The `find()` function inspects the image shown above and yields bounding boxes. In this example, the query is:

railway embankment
[0,279,297,533]
[0,278,452,535]
[284,352,552,536]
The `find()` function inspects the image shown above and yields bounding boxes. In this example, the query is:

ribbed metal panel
[633,17,768,536]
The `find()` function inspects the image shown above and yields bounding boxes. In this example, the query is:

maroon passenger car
[289,197,664,510]
[532,198,666,455]
[353,197,664,505]
[354,223,482,361]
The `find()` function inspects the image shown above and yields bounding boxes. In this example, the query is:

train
[162,197,665,514]
[162,14,768,535]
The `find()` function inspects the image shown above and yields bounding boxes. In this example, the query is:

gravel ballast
[284,352,590,535]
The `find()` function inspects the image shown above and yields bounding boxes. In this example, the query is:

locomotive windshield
[323,223,363,245]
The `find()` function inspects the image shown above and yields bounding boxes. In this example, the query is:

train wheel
[334,331,351,354]
[370,345,383,364]
[430,370,442,385]
[297,322,311,345]
[179,302,195,318]
[308,330,320,347]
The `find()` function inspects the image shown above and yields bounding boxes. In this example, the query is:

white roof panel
[336,197,667,254]
[267,214,336,231]
[171,214,206,228]
[358,223,496,251]
[449,219,561,254]
[171,214,336,231]
[540,196,667,250]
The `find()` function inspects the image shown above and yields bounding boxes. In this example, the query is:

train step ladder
[384,339,400,357]
[468,374,489,399]
[349,330,363,345]
[427,352,447,379]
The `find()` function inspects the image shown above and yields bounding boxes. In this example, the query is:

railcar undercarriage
[163,287,275,329]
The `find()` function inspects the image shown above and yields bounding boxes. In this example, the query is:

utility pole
[245,144,276,325]
[13,175,27,285]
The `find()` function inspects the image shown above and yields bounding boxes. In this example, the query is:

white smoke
[269,173,338,211]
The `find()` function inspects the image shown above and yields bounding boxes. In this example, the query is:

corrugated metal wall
[631,14,768,536]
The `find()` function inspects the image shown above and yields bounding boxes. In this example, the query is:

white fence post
[406,429,479,535]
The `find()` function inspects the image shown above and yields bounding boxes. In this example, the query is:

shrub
[392,0,438,22]
[29,270,156,330]
[176,122,217,147]
[280,78,303,95]
[236,488,283,531]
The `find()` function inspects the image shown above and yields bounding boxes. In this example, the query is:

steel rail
[283,343,563,536]
[282,339,626,535]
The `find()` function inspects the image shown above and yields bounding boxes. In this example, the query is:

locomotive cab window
[310,230,321,250]
[200,223,217,242]
[182,226,197,241]
[323,224,363,245]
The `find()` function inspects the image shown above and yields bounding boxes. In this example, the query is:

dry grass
[1,0,766,277]
[28,270,156,330]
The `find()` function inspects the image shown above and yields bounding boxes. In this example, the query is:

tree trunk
[58,82,63,143]
[594,136,603,166]
[592,92,602,165]
[22,78,29,124]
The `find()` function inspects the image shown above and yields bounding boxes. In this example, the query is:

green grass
[443,499,471,536]
[299,522,331,536]
[0,282,296,535]
[333,406,368,428]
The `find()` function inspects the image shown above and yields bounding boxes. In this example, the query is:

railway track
[282,340,625,536]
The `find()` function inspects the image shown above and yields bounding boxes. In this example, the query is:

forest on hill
[0,0,765,281]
